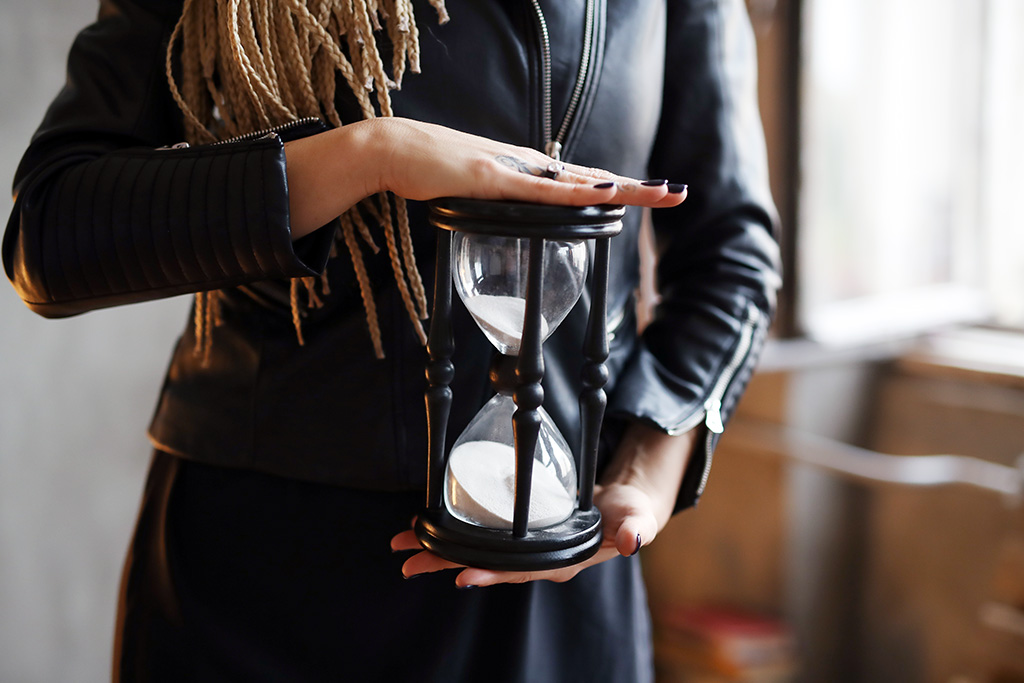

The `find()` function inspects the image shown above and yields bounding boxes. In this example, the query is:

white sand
[463,295,549,355]
[446,440,575,530]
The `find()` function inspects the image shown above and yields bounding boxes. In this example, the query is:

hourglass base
[414,506,603,571]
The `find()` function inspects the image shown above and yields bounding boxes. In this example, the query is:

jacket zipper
[159,116,323,150]
[695,303,761,495]
[211,116,323,146]
[528,0,597,161]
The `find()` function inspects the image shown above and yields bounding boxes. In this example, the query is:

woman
[4,0,780,680]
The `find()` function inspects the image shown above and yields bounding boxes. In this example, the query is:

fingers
[394,532,648,587]
[484,148,685,209]
[516,169,686,209]
[401,550,465,579]
[390,529,602,586]
[647,182,688,207]
[601,179,686,208]
[390,526,471,580]
[390,525,622,587]
[390,529,422,552]
[561,162,617,182]
[494,171,619,206]
[454,544,621,588]
[559,162,688,205]
[494,168,685,210]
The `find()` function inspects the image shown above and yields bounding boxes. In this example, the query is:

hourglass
[416,198,624,570]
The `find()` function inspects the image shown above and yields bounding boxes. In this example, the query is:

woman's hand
[284,118,687,239]
[390,422,696,587]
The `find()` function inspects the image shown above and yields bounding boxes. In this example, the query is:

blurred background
[1,0,1022,681]
[0,1,190,680]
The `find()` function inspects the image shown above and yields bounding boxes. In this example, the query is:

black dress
[115,451,654,682]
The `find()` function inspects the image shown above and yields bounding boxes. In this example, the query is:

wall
[0,1,191,680]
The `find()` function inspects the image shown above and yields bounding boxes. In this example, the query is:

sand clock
[416,198,624,570]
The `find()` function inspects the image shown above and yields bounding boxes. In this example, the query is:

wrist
[339,119,388,198]
[601,422,696,528]
[283,121,385,239]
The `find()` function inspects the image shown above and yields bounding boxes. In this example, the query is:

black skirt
[114,451,654,682]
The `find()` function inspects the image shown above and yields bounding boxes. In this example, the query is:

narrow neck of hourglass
[488,353,520,396]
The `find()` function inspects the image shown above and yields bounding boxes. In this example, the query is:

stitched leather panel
[7,138,329,317]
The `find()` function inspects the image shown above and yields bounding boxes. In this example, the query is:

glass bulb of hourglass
[444,393,577,530]
[453,233,588,355]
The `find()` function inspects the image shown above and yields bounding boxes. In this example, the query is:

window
[797,0,1024,343]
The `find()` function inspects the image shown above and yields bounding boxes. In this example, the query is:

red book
[654,605,797,681]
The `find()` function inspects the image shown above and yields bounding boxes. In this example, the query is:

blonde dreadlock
[166,0,449,361]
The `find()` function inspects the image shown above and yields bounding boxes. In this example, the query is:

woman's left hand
[389,422,696,587]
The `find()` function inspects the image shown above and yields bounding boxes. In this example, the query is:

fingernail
[631,533,642,556]
[457,584,477,590]
[403,572,423,580]
[593,181,615,189]
[641,179,668,187]
[667,183,688,194]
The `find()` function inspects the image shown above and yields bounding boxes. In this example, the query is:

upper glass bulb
[453,233,588,355]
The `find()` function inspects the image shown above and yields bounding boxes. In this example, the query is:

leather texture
[5,0,782,511]
[7,132,334,315]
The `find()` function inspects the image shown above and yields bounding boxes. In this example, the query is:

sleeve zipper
[704,303,760,435]
[157,116,324,150]
[696,303,761,496]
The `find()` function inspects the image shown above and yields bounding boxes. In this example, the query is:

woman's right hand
[284,117,686,239]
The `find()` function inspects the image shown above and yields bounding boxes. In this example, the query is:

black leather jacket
[5,0,781,511]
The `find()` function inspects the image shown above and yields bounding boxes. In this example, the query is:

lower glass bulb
[444,393,577,530]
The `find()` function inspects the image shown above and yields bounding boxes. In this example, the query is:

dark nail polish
[631,533,642,556]
[593,181,615,189]
[457,584,477,590]
[641,179,668,187]
[403,572,423,580]
[667,183,688,194]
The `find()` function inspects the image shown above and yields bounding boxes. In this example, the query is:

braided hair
[166,0,449,360]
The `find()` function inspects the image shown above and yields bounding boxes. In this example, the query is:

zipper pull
[157,141,190,151]
[545,140,562,161]
[704,398,725,434]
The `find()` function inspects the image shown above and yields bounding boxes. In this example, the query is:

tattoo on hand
[495,154,544,176]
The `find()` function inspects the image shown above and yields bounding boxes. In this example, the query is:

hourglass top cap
[428,198,624,239]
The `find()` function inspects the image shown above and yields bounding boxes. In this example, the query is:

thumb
[612,510,660,557]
